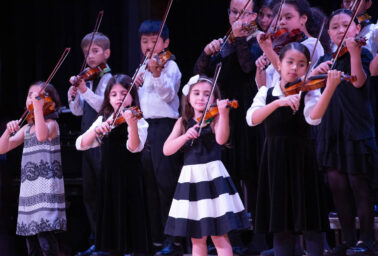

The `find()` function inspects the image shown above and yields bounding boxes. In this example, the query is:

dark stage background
[0,0,376,254]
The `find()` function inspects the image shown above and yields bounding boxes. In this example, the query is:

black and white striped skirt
[164,160,250,238]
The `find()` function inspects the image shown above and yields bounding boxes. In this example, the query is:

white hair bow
[182,74,213,96]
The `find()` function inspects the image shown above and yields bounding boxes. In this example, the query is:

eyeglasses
[228,8,255,18]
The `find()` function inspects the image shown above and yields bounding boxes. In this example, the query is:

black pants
[141,118,182,244]
[26,231,59,256]
[82,147,102,235]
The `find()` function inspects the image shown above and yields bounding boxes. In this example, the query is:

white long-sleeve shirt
[75,114,149,153]
[263,38,324,89]
[137,60,181,119]
[68,72,112,115]
[246,81,322,127]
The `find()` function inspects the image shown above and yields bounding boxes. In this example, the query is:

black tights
[273,231,323,256]
[327,169,374,243]
[26,231,59,256]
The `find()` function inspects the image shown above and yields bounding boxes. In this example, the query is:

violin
[229,21,259,42]
[283,74,357,96]
[113,106,143,126]
[357,13,372,25]
[260,28,306,54]
[332,36,367,59]
[72,63,107,86]
[25,93,56,124]
[153,49,174,68]
[196,100,239,124]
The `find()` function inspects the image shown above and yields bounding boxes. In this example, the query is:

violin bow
[80,11,104,72]
[298,18,326,97]
[270,0,285,35]
[219,0,253,52]
[18,48,71,127]
[330,0,362,69]
[191,62,223,146]
[110,0,174,130]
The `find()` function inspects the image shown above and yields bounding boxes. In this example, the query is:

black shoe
[325,242,353,256]
[75,245,96,256]
[346,241,377,256]
[207,244,216,254]
[155,243,183,255]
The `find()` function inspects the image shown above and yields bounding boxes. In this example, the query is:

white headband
[182,74,213,96]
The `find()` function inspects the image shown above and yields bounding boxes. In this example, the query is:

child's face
[189,82,214,114]
[278,49,308,84]
[279,4,307,32]
[258,6,274,32]
[82,43,110,68]
[109,83,133,111]
[26,85,41,108]
[228,0,256,26]
[328,13,360,46]
[140,34,169,57]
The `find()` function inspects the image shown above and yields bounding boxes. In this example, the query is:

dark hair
[138,20,169,40]
[280,0,332,54]
[279,42,311,64]
[259,0,279,10]
[29,82,61,110]
[81,32,110,50]
[181,76,221,132]
[99,74,139,120]
[328,9,359,28]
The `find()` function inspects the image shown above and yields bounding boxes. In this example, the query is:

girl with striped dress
[163,75,250,256]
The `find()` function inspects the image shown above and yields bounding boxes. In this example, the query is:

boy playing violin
[134,20,182,254]
[67,32,112,255]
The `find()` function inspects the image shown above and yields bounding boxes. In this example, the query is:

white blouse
[246,81,322,127]
[75,114,149,153]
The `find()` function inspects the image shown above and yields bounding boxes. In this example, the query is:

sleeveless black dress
[255,88,328,233]
[164,119,250,238]
[95,122,151,253]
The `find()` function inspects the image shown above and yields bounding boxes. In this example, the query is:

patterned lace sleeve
[233,36,256,74]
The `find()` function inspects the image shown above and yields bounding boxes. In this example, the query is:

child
[255,0,330,88]
[0,82,66,255]
[75,74,151,254]
[310,9,377,256]
[193,2,264,252]
[135,20,182,254]
[246,42,342,256]
[257,0,279,32]
[163,75,250,256]
[67,31,112,252]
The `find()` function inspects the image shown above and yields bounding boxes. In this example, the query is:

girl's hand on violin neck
[135,72,145,87]
[257,32,273,52]
[232,20,246,38]
[277,94,300,111]
[6,121,20,135]
[256,55,270,70]
[345,37,362,56]
[77,78,87,93]
[31,92,44,111]
[326,70,342,90]
[95,121,111,136]
[147,58,162,77]
[312,61,332,76]
[185,124,199,140]
[122,110,138,127]
[68,86,78,100]
[217,99,231,116]
[204,38,223,56]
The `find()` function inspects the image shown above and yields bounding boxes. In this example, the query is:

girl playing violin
[256,0,330,88]
[163,75,250,256]
[75,74,151,254]
[247,42,342,256]
[0,82,66,256]
[310,9,377,256]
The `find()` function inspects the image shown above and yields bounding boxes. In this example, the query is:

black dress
[164,119,250,238]
[194,36,264,180]
[315,48,377,177]
[95,122,151,253]
[255,88,328,233]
